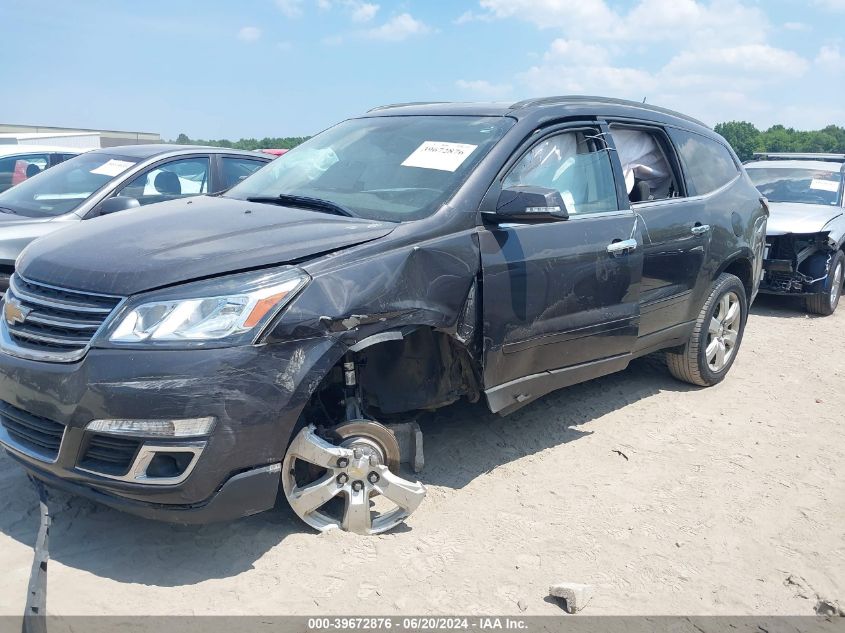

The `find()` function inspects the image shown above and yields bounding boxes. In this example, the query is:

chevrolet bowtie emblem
[4,297,31,326]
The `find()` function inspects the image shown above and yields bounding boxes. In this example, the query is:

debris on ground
[815,599,845,616]
[549,582,594,614]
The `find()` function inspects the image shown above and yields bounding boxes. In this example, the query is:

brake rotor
[332,420,401,475]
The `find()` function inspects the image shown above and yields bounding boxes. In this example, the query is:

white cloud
[455,79,513,99]
[813,0,845,11]
[458,0,842,127]
[815,44,843,66]
[476,0,768,46]
[454,10,493,24]
[275,0,304,18]
[663,45,809,78]
[365,13,430,41]
[348,1,379,22]
[543,38,610,65]
[237,26,262,42]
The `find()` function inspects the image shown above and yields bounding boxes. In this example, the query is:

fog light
[146,452,195,478]
[86,417,216,438]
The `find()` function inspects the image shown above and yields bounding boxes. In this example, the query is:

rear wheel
[667,273,747,387]
[805,251,844,316]
[281,420,425,535]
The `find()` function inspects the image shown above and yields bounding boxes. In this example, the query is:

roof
[366,95,709,129]
[745,159,845,173]
[0,144,87,157]
[92,144,264,159]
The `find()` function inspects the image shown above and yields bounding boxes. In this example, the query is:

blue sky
[1,0,843,140]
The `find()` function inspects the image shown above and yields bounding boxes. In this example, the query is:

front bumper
[0,337,338,522]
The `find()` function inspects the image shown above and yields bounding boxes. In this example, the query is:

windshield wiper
[246,194,356,217]
[0,206,18,215]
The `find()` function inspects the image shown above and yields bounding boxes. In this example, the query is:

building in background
[0,124,160,148]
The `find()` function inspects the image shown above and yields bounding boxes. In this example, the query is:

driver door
[480,123,643,414]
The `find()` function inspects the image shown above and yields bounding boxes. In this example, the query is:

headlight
[100,267,309,347]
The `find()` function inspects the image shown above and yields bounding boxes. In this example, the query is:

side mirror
[98,196,140,216]
[489,186,568,222]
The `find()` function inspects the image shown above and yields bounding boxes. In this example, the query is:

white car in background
[746,153,845,315]
[0,145,83,193]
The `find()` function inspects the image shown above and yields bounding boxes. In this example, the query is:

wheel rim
[282,422,425,535]
[830,261,843,310]
[706,290,741,373]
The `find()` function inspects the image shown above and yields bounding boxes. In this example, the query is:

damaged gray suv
[0,97,767,534]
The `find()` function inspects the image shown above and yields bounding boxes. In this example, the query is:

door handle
[691,224,710,235]
[606,238,638,256]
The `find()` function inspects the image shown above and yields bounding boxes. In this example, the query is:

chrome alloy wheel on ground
[706,290,742,372]
[282,421,425,535]
[829,259,843,311]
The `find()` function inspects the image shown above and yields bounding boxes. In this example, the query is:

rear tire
[804,250,844,316]
[666,273,747,387]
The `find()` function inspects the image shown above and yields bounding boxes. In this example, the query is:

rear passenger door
[607,123,711,339]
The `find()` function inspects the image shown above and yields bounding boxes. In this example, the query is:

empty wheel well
[722,258,753,297]
[304,328,481,426]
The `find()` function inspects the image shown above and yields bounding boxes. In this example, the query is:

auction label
[402,141,478,172]
[809,178,839,192]
[90,159,135,177]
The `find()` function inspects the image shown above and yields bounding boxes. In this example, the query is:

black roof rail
[751,152,845,163]
[367,101,450,112]
[509,95,708,128]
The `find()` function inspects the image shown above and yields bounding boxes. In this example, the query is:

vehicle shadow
[417,354,691,489]
[0,356,689,588]
[750,293,822,319]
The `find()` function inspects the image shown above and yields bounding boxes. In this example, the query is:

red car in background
[256,148,290,157]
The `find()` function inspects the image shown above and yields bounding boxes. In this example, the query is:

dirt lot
[0,295,842,616]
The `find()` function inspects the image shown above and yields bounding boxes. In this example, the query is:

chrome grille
[2,274,123,362]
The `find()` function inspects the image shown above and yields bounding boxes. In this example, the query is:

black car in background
[0,145,271,289]
[0,97,767,535]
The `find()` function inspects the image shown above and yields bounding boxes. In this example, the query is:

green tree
[713,121,761,161]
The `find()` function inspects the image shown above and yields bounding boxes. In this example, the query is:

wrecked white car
[746,153,845,315]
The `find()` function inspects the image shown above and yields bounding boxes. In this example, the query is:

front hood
[18,196,396,295]
[766,202,842,236]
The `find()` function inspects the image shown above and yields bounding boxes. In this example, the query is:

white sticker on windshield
[401,141,478,172]
[810,178,839,193]
[90,159,135,178]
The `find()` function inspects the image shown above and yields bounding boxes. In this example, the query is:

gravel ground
[0,294,843,616]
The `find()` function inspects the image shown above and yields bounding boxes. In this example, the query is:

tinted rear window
[669,129,739,196]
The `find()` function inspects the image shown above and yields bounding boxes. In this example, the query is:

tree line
[713,122,845,162]
[173,133,310,150]
[173,122,845,163]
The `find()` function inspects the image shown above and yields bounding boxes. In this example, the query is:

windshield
[0,153,139,218]
[225,115,514,222]
[747,167,843,206]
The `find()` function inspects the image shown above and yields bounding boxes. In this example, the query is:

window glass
[747,168,842,206]
[670,129,739,196]
[611,127,680,202]
[221,157,265,190]
[225,116,514,223]
[503,129,619,215]
[0,154,49,193]
[117,157,209,206]
[0,152,139,217]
